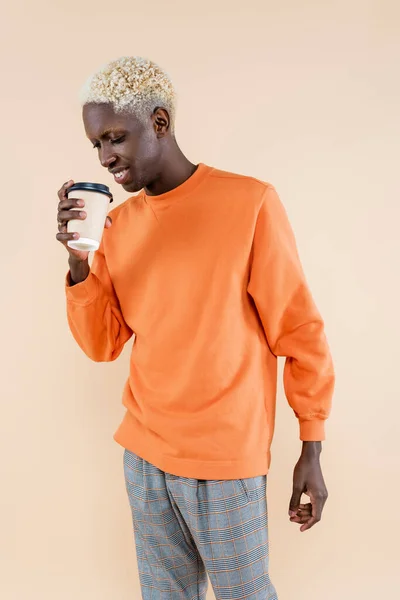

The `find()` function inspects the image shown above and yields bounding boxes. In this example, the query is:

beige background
[1,1,399,598]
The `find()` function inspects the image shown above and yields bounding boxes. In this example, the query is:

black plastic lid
[68,182,113,202]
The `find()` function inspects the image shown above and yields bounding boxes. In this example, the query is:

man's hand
[288,441,328,532]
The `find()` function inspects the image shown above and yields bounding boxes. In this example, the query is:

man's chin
[122,181,143,194]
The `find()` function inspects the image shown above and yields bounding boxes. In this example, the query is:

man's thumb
[289,488,302,517]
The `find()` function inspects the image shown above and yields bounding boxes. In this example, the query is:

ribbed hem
[65,270,98,306]
[113,412,272,479]
[299,419,326,441]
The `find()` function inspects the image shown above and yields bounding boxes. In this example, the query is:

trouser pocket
[238,478,251,502]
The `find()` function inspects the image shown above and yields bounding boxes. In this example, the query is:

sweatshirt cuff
[299,419,326,441]
[65,270,98,306]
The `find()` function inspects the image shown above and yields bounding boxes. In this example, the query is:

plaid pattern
[123,449,278,599]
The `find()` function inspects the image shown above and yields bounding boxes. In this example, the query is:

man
[57,56,335,599]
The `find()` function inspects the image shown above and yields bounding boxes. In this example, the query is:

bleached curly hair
[80,56,177,134]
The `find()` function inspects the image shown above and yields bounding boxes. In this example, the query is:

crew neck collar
[143,163,211,206]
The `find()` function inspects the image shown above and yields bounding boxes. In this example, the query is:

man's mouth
[112,168,130,185]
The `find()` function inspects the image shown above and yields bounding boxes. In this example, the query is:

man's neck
[144,148,197,196]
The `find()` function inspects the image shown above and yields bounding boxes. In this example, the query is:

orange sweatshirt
[65,163,335,479]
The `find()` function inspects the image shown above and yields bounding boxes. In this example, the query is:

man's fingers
[56,232,79,243]
[58,180,75,201]
[300,516,320,532]
[289,486,303,517]
[58,210,86,223]
[299,491,327,531]
[292,505,312,516]
[58,197,85,211]
[310,490,327,522]
[289,504,312,524]
[290,514,311,524]
[296,507,312,517]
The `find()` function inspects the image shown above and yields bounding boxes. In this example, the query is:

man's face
[82,102,162,193]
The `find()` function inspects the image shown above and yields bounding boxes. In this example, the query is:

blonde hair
[80,56,177,133]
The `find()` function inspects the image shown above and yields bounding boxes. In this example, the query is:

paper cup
[67,182,113,252]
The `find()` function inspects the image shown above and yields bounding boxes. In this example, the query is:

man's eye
[92,136,124,149]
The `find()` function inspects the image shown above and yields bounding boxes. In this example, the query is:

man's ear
[152,107,170,137]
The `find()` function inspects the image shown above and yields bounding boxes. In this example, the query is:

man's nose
[99,148,116,169]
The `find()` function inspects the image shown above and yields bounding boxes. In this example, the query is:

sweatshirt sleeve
[65,242,133,362]
[247,185,335,441]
